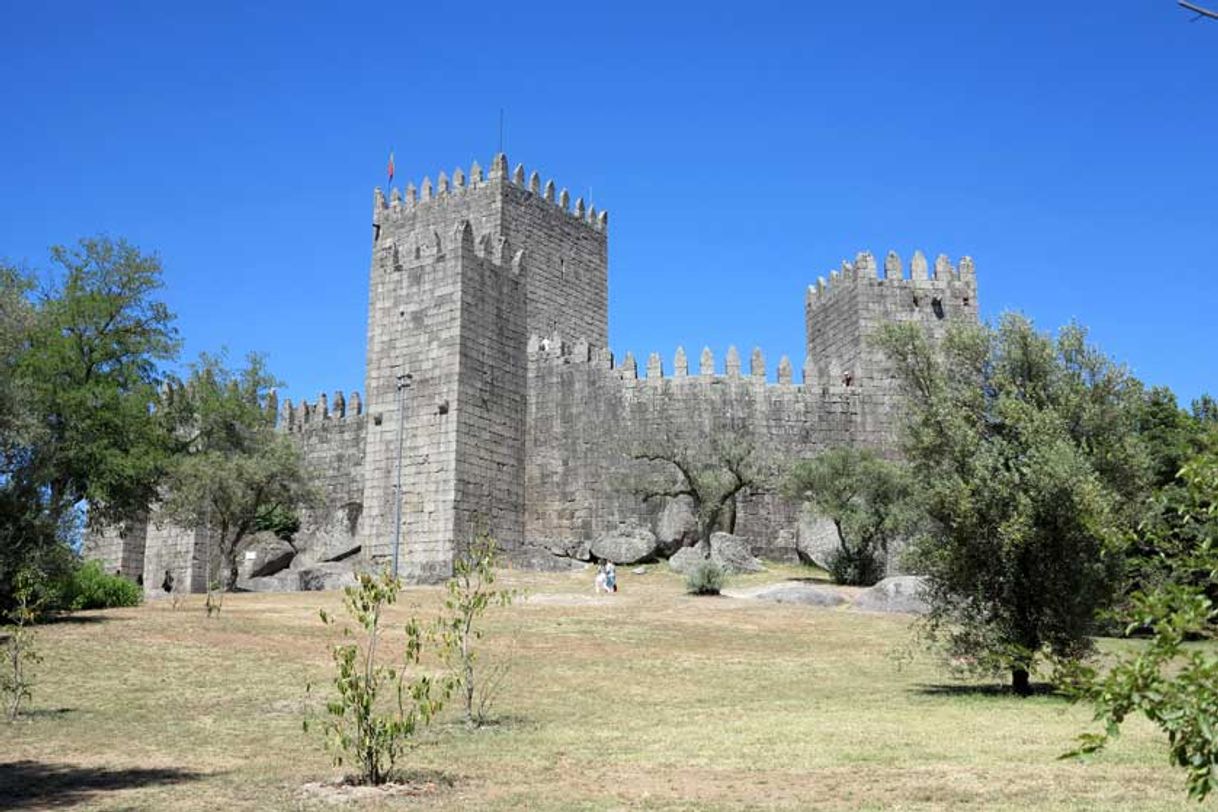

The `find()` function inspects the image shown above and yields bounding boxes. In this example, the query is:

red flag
[387,150,395,184]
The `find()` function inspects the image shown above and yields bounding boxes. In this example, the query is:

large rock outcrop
[709,532,764,573]
[795,507,840,570]
[655,496,699,556]
[667,545,708,575]
[853,575,929,614]
[728,582,846,607]
[236,532,296,580]
[590,526,659,564]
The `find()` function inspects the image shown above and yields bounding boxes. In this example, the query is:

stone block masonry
[91,151,979,589]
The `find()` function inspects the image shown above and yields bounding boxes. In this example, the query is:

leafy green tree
[18,237,179,525]
[0,264,37,469]
[1193,394,1218,426]
[159,353,314,591]
[1064,449,1218,800]
[787,447,914,586]
[632,434,761,552]
[0,238,178,611]
[875,314,1149,695]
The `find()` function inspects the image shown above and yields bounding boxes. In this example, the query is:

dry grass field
[0,564,1198,810]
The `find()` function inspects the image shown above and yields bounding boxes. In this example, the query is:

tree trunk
[1011,667,1032,697]
[222,540,239,592]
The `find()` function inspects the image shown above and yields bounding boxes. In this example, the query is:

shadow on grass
[914,682,1062,698]
[786,575,837,586]
[0,760,204,809]
[17,707,74,719]
[39,613,127,626]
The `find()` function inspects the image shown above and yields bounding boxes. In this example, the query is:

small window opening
[932,297,945,319]
[963,296,971,307]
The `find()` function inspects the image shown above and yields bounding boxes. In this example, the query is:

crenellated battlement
[278,389,363,433]
[806,249,977,308]
[373,153,608,233]
[527,334,811,388]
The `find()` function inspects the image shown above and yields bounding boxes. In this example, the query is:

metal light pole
[391,372,413,579]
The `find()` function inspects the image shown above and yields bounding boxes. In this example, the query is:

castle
[87,153,979,591]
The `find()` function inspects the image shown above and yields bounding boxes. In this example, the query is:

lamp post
[391,372,413,579]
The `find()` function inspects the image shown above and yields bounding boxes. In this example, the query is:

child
[594,561,608,594]
[605,561,617,593]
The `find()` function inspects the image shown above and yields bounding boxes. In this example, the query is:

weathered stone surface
[297,562,359,592]
[237,532,296,580]
[239,570,301,593]
[668,545,709,575]
[709,532,764,573]
[655,496,698,555]
[590,526,658,564]
[538,537,592,562]
[853,575,929,614]
[729,582,846,607]
[796,508,840,570]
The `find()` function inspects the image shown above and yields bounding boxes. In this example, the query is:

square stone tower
[804,249,978,447]
[361,153,608,581]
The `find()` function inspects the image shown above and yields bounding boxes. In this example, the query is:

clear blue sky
[1,1,1214,407]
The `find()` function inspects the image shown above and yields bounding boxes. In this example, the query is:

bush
[60,561,143,611]
[826,545,885,587]
[685,560,726,595]
[307,570,455,785]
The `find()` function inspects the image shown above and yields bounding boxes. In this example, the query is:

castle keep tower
[361,154,608,581]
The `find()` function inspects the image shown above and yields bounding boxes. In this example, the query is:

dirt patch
[521,593,617,606]
[299,771,452,805]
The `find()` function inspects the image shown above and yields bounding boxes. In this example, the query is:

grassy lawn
[0,564,1197,810]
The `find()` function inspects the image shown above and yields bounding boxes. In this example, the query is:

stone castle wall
[521,339,877,561]
[89,152,982,590]
[279,395,367,567]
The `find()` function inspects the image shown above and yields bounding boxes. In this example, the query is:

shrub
[686,560,726,595]
[307,570,456,785]
[437,533,517,728]
[3,570,44,720]
[60,561,142,611]
[826,545,885,587]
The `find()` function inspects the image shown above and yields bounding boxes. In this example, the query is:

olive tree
[787,447,914,585]
[875,314,1149,695]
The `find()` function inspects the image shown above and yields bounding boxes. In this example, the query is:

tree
[159,353,315,592]
[875,314,1149,695]
[1193,394,1218,426]
[0,238,178,611]
[1064,447,1218,800]
[19,237,179,526]
[631,434,761,553]
[307,571,455,785]
[787,447,914,586]
[0,264,36,469]
[436,533,517,728]
[1,570,45,721]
